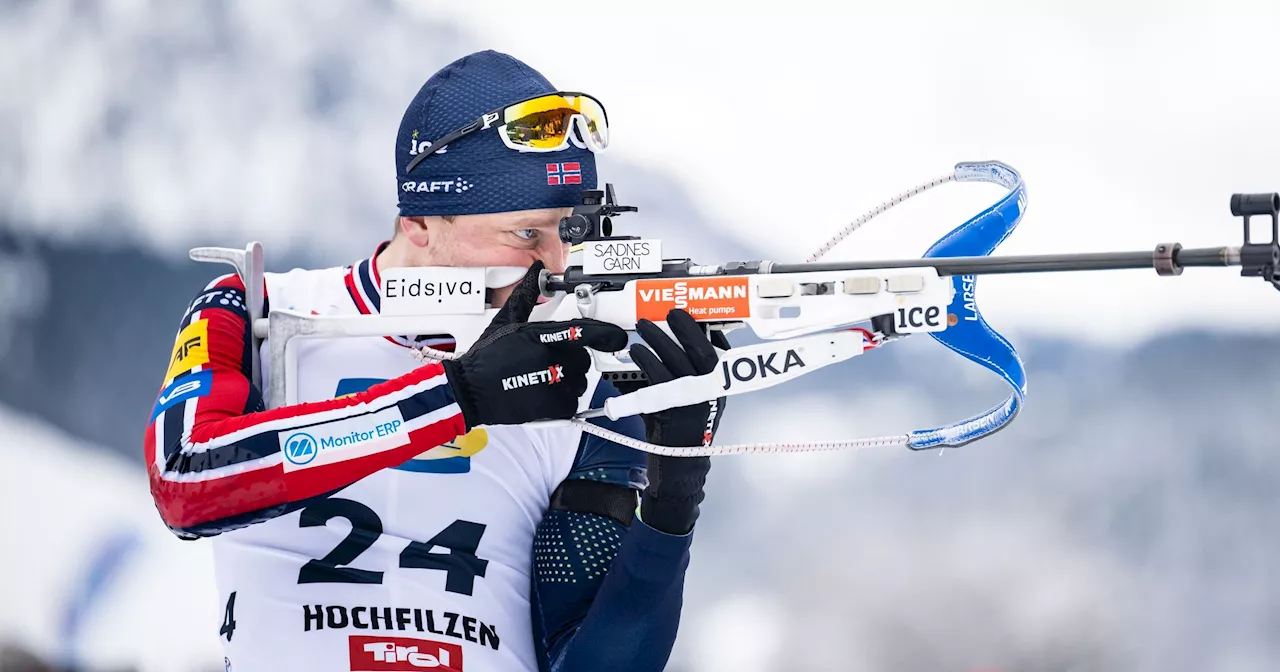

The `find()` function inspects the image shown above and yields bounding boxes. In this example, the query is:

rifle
[189,161,1278,456]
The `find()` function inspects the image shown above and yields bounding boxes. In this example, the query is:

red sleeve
[142,273,467,537]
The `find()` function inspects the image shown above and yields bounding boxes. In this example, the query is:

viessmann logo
[348,635,463,671]
[634,278,750,321]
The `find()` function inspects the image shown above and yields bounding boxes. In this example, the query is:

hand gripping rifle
[189,161,1279,457]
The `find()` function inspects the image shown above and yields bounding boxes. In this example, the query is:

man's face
[419,207,573,307]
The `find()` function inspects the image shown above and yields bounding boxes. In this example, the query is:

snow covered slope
[0,405,222,672]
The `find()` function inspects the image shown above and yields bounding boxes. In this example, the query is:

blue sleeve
[530,380,695,672]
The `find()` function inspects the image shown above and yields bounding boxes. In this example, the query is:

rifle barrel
[544,245,1248,292]
[765,246,1240,277]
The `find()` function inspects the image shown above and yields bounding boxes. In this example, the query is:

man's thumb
[486,260,545,333]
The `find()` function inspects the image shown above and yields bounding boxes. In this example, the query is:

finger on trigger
[636,318,696,378]
[667,309,719,375]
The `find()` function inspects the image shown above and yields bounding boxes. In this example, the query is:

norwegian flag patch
[546,162,582,186]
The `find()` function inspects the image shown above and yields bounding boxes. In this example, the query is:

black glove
[443,261,628,429]
[615,309,729,535]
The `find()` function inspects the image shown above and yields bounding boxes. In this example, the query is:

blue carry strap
[909,161,1029,449]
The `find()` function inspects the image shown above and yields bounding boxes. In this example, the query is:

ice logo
[283,432,318,465]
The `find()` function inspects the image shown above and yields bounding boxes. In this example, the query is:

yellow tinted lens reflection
[504,108,575,149]
[502,94,608,149]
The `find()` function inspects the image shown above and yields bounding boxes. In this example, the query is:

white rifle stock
[186,247,571,409]
[254,298,568,409]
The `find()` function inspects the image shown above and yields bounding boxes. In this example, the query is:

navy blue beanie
[396,50,599,217]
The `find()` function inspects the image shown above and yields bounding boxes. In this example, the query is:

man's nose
[536,240,571,275]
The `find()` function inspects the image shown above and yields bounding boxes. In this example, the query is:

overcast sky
[411,0,1280,345]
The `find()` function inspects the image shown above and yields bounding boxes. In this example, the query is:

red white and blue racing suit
[143,243,695,672]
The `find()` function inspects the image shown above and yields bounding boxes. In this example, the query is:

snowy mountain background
[2,2,1279,671]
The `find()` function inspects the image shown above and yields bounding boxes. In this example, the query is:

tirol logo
[501,365,564,391]
[538,326,582,344]
[283,432,318,465]
[348,635,463,671]
[720,349,806,390]
[635,278,750,322]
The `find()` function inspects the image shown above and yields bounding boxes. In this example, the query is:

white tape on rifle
[593,331,865,420]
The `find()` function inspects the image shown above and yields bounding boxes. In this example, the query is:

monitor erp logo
[282,432,319,465]
[279,406,410,472]
[333,378,488,474]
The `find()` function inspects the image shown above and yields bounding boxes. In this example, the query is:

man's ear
[399,216,431,248]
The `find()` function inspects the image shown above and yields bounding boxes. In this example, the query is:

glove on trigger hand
[614,309,728,536]
[442,261,628,429]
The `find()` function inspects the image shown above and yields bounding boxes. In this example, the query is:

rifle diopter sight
[558,183,639,245]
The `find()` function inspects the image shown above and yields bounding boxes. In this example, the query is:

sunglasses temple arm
[404,121,482,174]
